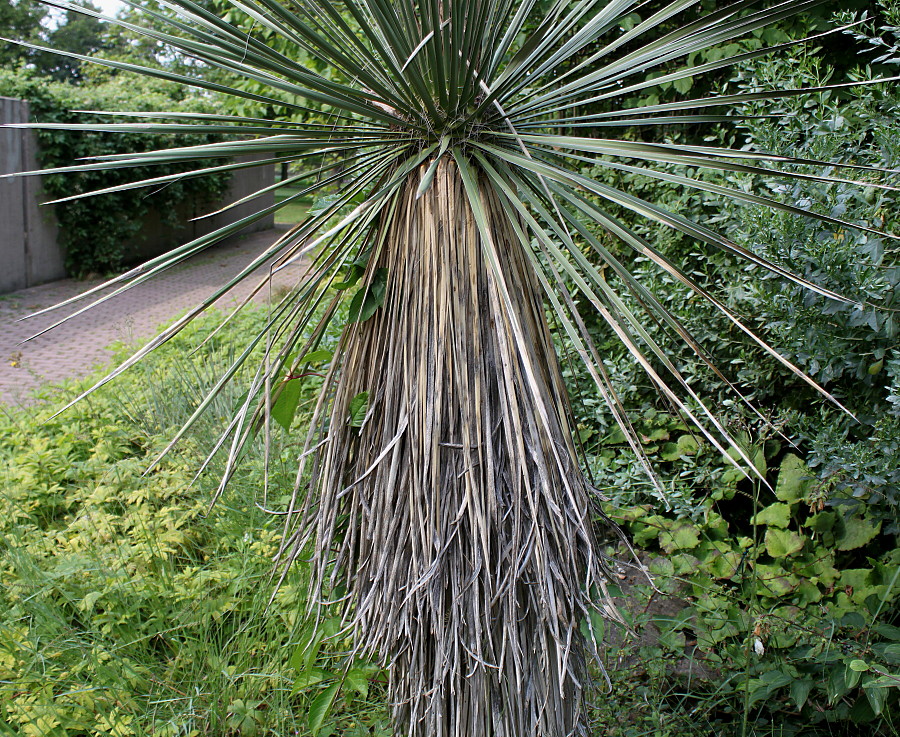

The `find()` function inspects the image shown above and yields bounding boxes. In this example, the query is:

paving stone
[0,227,308,406]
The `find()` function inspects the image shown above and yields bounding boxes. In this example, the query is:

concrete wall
[1,96,64,294]
[1,96,275,294]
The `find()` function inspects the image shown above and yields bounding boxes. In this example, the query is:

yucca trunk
[306,158,605,736]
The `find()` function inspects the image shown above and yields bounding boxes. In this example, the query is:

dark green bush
[571,14,900,735]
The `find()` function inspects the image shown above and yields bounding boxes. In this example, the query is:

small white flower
[754,638,765,656]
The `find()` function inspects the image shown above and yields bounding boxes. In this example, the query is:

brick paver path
[0,228,307,406]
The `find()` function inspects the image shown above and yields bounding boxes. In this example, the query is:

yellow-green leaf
[774,454,810,502]
[752,503,792,529]
[764,528,804,558]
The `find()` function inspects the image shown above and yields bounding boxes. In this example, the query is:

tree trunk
[306,157,606,736]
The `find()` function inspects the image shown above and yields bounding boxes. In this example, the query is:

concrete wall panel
[1,97,31,294]
[21,103,63,287]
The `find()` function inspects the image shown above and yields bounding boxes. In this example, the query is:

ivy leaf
[348,268,388,323]
[308,682,340,736]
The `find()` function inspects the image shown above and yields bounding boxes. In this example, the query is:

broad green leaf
[632,517,664,547]
[874,624,900,641]
[349,392,370,428]
[863,678,889,716]
[764,528,804,558]
[673,75,692,94]
[849,660,871,672]
[78,591,103,612]
[648,557,674,577]
[348,268,388,323]
[760,670,793,690]
[795,579,822,605]
[344,667,370,698]
[775,454,810,502]
[706,549,741,579]
[290,625,326,673]
[659,434,698,460]
[754,563,799,598]
[846,662,863,690]
[848,694,877,723]
[303,349,333,364]
[807,512,836,533]
[309,193,344,216]
[657,628,686,652]
[658,522,700,553]
[292,668,332,694]
[837,517,881,551]
[335,258,369,289]
[588,610,606,642]
[272,380,303,431]
[791,678,814,709]
[827,666,850,704]
[659,443,681,461]
[752,503,792,529]
[308,682,340,736]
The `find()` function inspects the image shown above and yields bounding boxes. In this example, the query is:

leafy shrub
[605,440,899,735]
[570,12,900,735]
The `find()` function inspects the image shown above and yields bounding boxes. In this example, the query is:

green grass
[274,186,311,225]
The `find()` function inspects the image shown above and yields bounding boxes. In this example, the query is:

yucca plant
[7,0,900,735]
